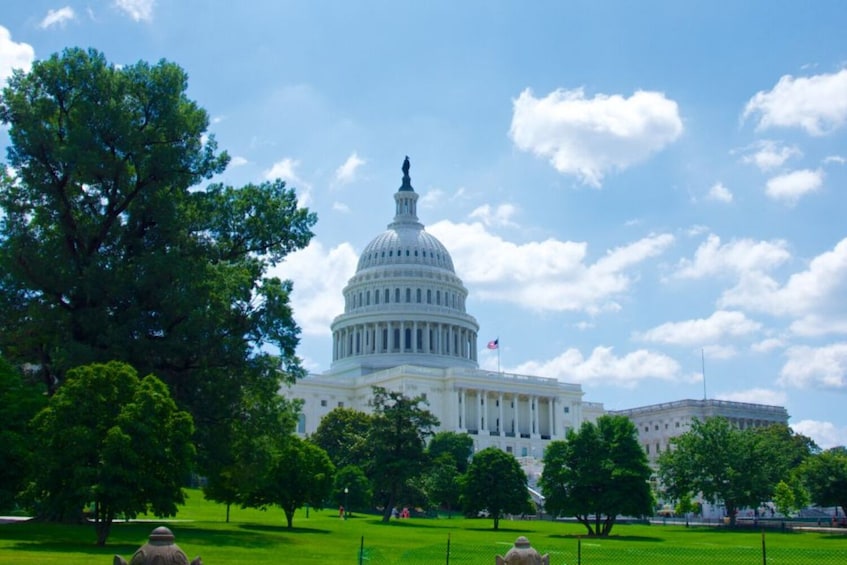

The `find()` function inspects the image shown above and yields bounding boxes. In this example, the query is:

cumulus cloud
[264,157,312,206]
[707,182,733,203]
[40,7,76,28]
[0,26,35,85]
[334,152,365,184]
[743,69,847,135]
[779,343,847,389]
[716,388,787,406]
[791,420,846,450]
[509,87,683,187]
[115,0,155,22]
[468,203,518,228]
[719,237,847,332]
[636,310,761,346]
[765,169,823,204]
[268,240,358,337]
[510,346,682,388]
[672,234,791,280]
[740,140,802,172]
[229,155,249,167]
[751,337,786,353]
[430,220,673,314]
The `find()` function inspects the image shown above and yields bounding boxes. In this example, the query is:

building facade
[284,158,788,461]
[285,158,604,456]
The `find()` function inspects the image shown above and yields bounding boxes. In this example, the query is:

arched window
[416,288,422,303]
[395,288,400,302]
[427,289,432,304]
[384,289,390,303]
[406,288,411,303]
[436,290,441,305]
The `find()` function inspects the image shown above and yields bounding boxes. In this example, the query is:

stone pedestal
[495,536,549,565]
[113,526,202,565]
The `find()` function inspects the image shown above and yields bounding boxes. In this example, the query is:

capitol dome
[330,157,480,374]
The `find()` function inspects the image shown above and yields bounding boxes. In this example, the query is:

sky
[2,1,847,449]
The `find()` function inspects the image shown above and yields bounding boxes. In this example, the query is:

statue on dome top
[402,155,410,179]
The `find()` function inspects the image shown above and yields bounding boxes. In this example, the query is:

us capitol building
[285,158,788,459]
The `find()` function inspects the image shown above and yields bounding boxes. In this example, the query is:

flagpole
[498,342,501,374]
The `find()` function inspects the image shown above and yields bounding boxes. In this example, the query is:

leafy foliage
[242,435,335,529]
[427,431,473,474]
[28,361,194,545]
[800,447,847,516]
[0,356,46,511]
[460,447,531,530]
[540,415,652,536]
[0,47,316,477]
[332,465,372,514]
[367,387,439,522]
[309,407,373,470]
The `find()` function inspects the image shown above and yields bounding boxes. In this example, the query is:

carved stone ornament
[113,526,202,565]
[495,536,549,565]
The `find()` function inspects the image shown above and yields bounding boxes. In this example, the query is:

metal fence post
[578,536,581,565]
[761,529,766,565]
[359,535,364,565]
[445,533,450,565]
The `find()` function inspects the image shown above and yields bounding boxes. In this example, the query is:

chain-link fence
[351,530,847,564]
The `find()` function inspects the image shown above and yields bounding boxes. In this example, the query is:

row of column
[333,321,478,362]
[455,389,556,439]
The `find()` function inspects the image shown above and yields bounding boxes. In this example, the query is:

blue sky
[2,1,847,448]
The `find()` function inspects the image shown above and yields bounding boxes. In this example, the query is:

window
[320,399,327,407]
[427,289,432,304]
[563,406,570,414]
[416,288,421,303]
[338,401,344,408]
[297,414,306,434]
[645,444,650,454]
[406,288,411,303]
[506,446,513,453]
[521,447,528,457]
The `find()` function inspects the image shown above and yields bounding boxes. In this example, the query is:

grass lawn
[2,490,846,564]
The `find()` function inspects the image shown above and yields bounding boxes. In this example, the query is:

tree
[0,48,316,475]
[309,407,373,470]
[658,417,772,526]
[800,447,847,517]
[332,465,372,515]
[460,447,531,530]
[244,435,335,529]
[28,361,194,545]
[0,356,46,511]
[367,387,439,522]
[423,454,462,517]
[427,431,473,474]
[540,415,652,536]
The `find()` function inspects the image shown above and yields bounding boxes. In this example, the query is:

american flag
[487,338,499,350]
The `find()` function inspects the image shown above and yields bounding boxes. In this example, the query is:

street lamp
[344,487,349,520]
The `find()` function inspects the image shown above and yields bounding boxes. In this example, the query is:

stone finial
[495,536,549,565]
[113,526,202,565]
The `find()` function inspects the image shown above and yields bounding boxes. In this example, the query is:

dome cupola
[330,157,479,374]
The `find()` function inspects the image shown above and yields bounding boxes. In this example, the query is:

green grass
[1,490,846,564]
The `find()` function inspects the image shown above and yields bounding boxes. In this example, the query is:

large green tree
[540,415,652,536]
[427,431,473,474]
[367,387,439,522]
[460,447,531,530]
[309,406,373,470]
[243,435,335,529]
[658,417,772,526]
[0,356,46,511]
[800,447,847,517]
[29,361,194,545]
[0,48,316,472]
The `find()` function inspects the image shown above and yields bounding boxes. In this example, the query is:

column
[459,389,466,430]
[479,392,487,435]
[498,393,505,437]
[548,398,555,438]
[532,395,540,438]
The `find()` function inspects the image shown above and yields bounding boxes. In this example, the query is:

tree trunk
[225,503,230,523]
[284,508,294,529]
[493,515,500,530]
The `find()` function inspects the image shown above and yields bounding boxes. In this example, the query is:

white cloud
[40,7,76,28]
[824,155,846,165]
[791,420,846,450]
[716,388,787,406]
[779,343,847,389]
[510,346,682,388]
[751,337,785,353]
[268,240,358,337]
[468,203,518,228]
[740,140,802,172]
[719,237,847,331]
[706,182,733,203]
[115,0,155,22]
[332,201,350,213]
[509,87,683,187]
[264,157,313,206]
[743,69,847,135]
[0,26,35,85]
[673,234,791,280]
[430,219,673,314]
[765,169,823,204]
[334,152,365,184]
[636,310,761,346]
[229,156,248,167]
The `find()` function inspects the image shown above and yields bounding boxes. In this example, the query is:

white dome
[329,158,479,374]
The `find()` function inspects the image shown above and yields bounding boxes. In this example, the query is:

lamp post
[344,487,349,520]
